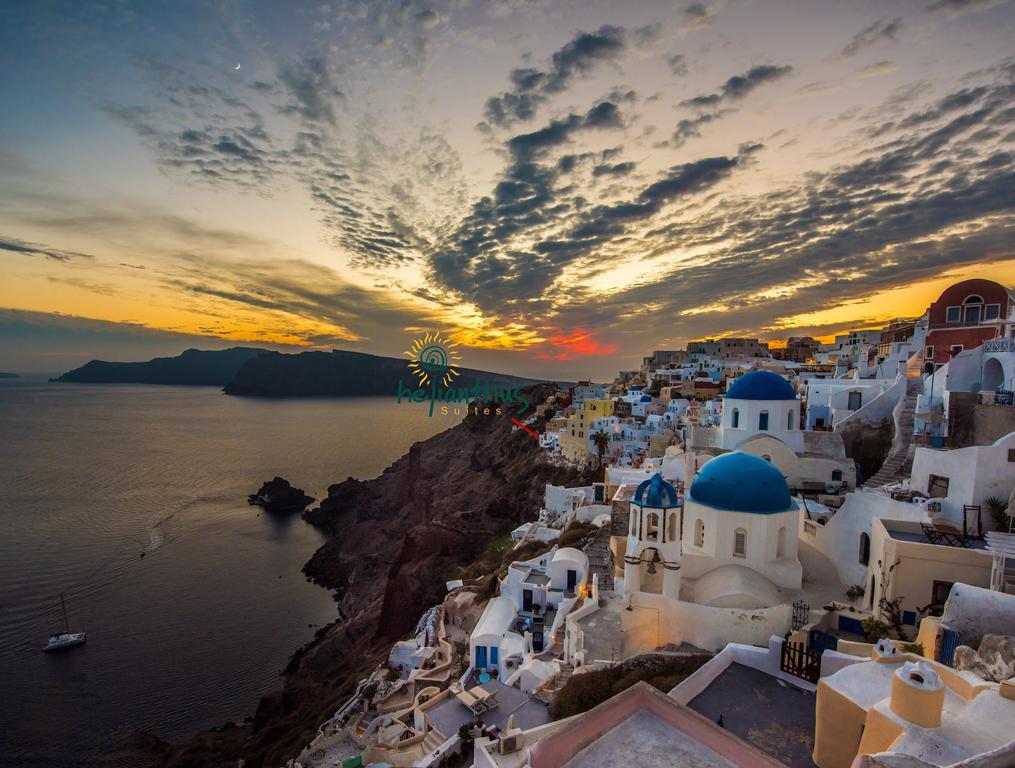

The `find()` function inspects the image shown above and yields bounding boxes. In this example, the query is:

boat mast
[60,592,70,633]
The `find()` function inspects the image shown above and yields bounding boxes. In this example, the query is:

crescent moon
[234,63,241,71]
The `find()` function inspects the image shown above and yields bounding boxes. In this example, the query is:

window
[668,512,678,543]
[733,528,747,557]
[847,391,862,410]
[925,346,934,359]
[859,532,870,565]
[1008,449,1015,463]
[963,295,983,325]
[759,410,769,430]
[761,453,772,462]
[931,580,954,615]
[630,512,637,536]
[950,345,963,357]
[694,519,704,548]
[832,469,843,482]
[731,408,739,428]
[945,306,961,323]
[777,527,786,558]
[985,303,1001,320]
[646,512,659,542]
[928,474,950,498]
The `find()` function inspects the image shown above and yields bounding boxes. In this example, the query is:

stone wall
[947,392,1015,448]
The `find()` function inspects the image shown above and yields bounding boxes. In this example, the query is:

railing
[984,338,1013,353]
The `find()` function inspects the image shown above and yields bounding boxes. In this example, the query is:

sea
[0,377,460,766]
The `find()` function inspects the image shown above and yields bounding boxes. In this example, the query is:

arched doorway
[983,357,1005,392]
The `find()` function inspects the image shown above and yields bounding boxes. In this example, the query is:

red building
[923,278,1012,370]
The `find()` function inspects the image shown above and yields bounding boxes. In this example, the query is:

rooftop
[426,679,550,738]
[528,682,782,768]
[686,662,816,768]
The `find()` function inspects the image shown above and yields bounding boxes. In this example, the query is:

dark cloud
[0,235,95,262]
[841,17,903,57]
[429,91,751,313]
[276,56,345,125]
[482,25,628,128]
[682,2,718,28]
[681,64,793,108]
[671,109,731,147]
[592,161,636,177]
[549,78,1014,344]
[666,54,688,76]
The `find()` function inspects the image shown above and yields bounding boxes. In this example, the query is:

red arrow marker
[512,418,540,440]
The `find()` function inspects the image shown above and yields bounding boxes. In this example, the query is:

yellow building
[559,399,615,464]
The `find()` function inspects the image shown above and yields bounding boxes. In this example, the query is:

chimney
[890,661,945,728]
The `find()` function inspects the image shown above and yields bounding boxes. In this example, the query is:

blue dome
[725,370,796,401]
[689,452,793,514]
[633,473,679,508]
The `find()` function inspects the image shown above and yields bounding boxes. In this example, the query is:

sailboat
[44,593,86,651]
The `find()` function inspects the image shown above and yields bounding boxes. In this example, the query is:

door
[847,391,862,410]
[566,569,577,591]
[523,589,533,612]
[489,645,499,669]
[475,645,486,669]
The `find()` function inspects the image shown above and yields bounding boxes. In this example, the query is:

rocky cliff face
[152,384,592,768]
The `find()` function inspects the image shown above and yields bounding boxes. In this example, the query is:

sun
[404,331,462,387]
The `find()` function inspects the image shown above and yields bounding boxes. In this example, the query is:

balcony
[983,338,1013,353]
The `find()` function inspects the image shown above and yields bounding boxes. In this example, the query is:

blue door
[523,589,533,612]
[490,645,499,669]
[476,645,487,669]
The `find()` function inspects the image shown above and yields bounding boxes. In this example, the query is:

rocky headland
[145,383,593,767]
[248,477,315,515]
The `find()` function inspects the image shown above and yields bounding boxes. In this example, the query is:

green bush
[861,617,890,642]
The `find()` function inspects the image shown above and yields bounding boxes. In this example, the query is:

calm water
[0,379,458,766]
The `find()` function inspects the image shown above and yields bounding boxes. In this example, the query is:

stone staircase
[584,525,615,591]
[864,359,923,489]
[533,664,573,705]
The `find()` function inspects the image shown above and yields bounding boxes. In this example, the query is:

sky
[0,0,1013,378]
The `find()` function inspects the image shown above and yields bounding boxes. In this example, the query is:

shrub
[558,521,596,549]
[846,584,865,600]
[986,496,1010,532]
[902,641,924,656]
[861,617,890,642]
[549,654,711,720]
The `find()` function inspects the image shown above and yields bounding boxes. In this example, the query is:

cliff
[52,347,268,385]
[150,384,592,768]
[222,348,544,397]
[0,372,18,379]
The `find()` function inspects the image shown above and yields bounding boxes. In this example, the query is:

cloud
[0,235,96,262]
[276,55,345,125]
[670,64,791,147]
[682,2,718,29]
[841,17,903,57]
[681,64,793,107]
[666,53,688,76]
[926,0,1005,13]
[482,25,628,128]
[533,327,619,360]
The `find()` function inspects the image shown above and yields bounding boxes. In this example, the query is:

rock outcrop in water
[146,383,593,768]
[248,477,315,515]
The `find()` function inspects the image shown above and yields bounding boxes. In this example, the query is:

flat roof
[425,679,549,738]
[686,663,816,768]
